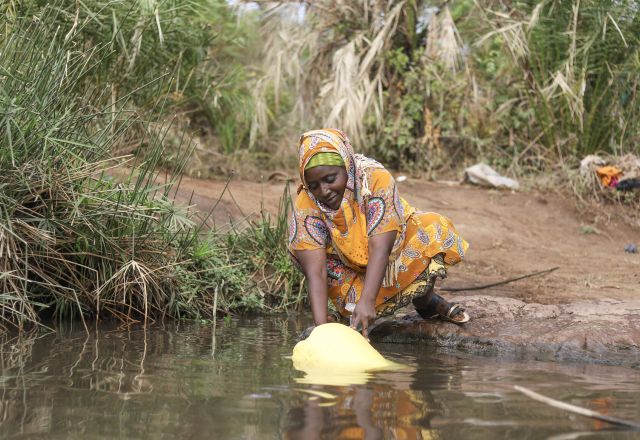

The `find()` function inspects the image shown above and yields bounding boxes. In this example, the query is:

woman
[289,129,469,338]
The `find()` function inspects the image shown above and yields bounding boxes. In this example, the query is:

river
[1,316,639,439]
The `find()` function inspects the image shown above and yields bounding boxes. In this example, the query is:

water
[1,316,639,439]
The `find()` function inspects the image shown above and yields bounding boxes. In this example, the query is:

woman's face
[304,165,348,210]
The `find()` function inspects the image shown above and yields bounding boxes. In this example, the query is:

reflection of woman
[289,129,469,337]
[284,384,439,440]
[286,387,383,440]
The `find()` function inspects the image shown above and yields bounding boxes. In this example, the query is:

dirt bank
[173,174,640,364]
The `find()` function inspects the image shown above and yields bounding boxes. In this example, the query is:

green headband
[305,152,345,171]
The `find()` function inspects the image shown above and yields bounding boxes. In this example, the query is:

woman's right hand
[294,248,329,325]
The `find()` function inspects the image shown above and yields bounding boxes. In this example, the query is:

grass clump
[0,5,304,329]
[8,0,252,132]
[2,0,258,178]
[178,190,305,316]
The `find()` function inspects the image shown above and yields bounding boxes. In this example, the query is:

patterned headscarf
[298,129,384,221]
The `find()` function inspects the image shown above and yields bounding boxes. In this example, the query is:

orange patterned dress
[288,129,468,317]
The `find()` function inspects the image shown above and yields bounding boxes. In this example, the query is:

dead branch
[441,267,559,292]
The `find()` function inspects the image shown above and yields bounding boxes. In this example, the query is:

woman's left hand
[351,230,396,340]
[350,298,377,340]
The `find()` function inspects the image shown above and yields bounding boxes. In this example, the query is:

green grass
[0,2,305,329]
[177,185,305,316]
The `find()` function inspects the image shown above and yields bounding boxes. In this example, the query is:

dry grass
[248,0,439,146]
[425,5,465,72]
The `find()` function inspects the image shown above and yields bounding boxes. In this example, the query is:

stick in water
[514,385,640,430]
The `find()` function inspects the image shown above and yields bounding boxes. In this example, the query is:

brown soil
[173,174,640,306]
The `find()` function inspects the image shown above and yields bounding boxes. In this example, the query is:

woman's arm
[294,248,328,325]
[351,230,397,338]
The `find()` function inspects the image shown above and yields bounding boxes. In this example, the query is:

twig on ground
[514,385,640,430]
[441,267,559,292]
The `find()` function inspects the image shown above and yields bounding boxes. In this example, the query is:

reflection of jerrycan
[292,323,407,385]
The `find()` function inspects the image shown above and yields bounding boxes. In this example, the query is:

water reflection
[285,383,442,439]
[0,318,638,439]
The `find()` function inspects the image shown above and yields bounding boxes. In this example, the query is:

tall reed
[0,5,305,329]
[481,0,640,159]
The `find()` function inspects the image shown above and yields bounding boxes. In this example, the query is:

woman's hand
[353,230,397,339]
[350,298,377,340]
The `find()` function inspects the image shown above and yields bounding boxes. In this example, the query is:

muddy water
[1,317,639,439]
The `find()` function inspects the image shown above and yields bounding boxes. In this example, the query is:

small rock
[624,243,637,254]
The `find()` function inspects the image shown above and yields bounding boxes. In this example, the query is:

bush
[0,4,304,329]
